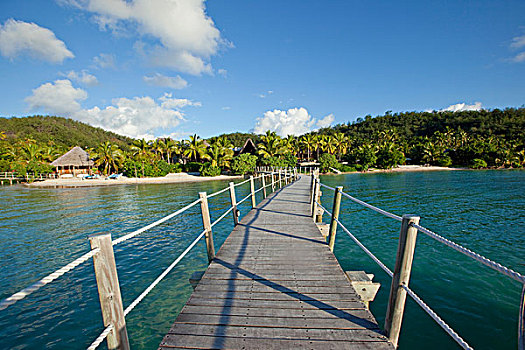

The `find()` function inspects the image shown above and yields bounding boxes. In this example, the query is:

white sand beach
[28,172,244,188]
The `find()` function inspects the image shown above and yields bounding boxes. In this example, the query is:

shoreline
[324,165,470,175]
[27,173,244,188]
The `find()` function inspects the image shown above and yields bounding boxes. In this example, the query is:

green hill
[0,115,132,150]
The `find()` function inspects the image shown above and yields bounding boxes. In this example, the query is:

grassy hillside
[0,115,132,150]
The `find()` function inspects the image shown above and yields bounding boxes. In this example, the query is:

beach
[27,172,244,188]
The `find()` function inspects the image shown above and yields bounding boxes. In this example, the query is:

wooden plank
[159,176,393,349]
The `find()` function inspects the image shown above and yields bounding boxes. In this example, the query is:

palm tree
[257,131,284,158]
[300,134,315,161]
[153,139,166,161]
[0,131,5,140]
[164,138,177,164]
[131,139,150,177]
[283,135,297,156]
[94,141,123,175]
[19,139,42,162]
[313,134,323,160]
[333,132,348,160]
[184,134,207,162]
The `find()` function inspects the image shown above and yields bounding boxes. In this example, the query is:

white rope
[211,207,234,228]
[401,284,473,349]
[340,191,403,222]
[207,186,230,198]
[233,178,251,187]
[318,204,473,349]
[123,229,207,317]
[254,186,265,194]
[237,193,252,205]
[319,182,336,192]
[112,199,201,246]
[0,248,100,311]
[86,324,113,350]
[412,223,525,284]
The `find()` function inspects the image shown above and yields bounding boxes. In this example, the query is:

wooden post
[519,283,525,350]
[315,186,323,223]
[261,174,267,199]
[271,172,275,192]
[199,192,215,263]
[89,233,130,350]
[278,170,282,188]
[311,178,319,219]
[249,175,256,208]
[327,186,343,251]
[229,182,239,226]
[384,214,421,348]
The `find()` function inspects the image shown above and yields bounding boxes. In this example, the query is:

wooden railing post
[261,174,267,198]
[199,192,215,263]
[311,178,319,219]
[229,182,239,226]
[518,284,525,350]
[249,175,256,208]
[278,170,282,188]
[89,233,130,350]
[271,172,275,192]
[384,214,421,348]
[327,186,343,251]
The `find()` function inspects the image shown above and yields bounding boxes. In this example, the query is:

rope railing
[313,174,523,349]
[0,248,100,311]
[317,179,525,284]
[2,169,300,350]
[316,201,473,350]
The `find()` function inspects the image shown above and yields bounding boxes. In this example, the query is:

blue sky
[0,0,524,139]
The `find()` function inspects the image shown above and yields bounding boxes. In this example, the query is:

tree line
[0,107,523,176]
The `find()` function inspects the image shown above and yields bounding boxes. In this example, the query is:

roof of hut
[51,146,94,167]
[235,138,257,156]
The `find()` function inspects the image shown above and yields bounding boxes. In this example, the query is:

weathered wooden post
[229,182,239,226]
[271,172,275,192]
[327,186,343,251]
[278,170,282,188]
[249,175,256,208]
[315,186,323,223]
[199,192,215,263]
[518,284,525,350]
[311,178,319,219]
[384,214,421,348]
[261,174,267,198]
[89,233,130,350]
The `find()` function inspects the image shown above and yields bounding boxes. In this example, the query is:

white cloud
[217,68,227,77]
[0,19,74,63]
[316,114,334,128]
[221,106,231,110]
[510,35,525,49]
[63,0,227,75]
[26,79,200,139]
[93,53,115,68]
[512,52,525,63]
[143,73,188,89]
[440,102,482,112]
[253,107,334,137]
[25,79,87,115]
[64,70,99,86]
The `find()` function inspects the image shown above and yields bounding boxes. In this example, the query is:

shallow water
[0,170,523,349]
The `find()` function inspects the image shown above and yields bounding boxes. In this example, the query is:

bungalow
[233,138,257,156]
[51,146,94,177]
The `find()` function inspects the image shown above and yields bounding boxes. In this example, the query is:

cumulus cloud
[217,68,227,77]
[0,19,74,63]
[25,79,199,139]
[64,70,99,86]
[512,52,525,63]
[143,73,188,89]
[25,79,87,115]
[510,35,525,49]
[440,102,482,112]
[62,0,227,75]
[253,107,335,137]
[93,53,115,68]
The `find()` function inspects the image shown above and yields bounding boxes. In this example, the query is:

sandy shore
[366,165,466,173]
[28,172,244,188]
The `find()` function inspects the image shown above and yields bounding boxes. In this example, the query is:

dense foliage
[1,108,523,178]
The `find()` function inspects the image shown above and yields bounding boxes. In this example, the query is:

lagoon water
[0,170,523,349]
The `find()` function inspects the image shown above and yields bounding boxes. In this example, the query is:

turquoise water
[0,171,523,349]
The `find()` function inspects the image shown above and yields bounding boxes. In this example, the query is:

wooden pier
[159,176,393,349]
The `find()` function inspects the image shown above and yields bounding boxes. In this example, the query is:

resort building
[233,138,257,156]
[51,146,95,177]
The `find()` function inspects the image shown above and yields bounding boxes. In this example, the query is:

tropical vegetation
[0,107,523,177]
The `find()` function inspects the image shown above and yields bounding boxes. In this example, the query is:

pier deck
[159,176,393,349]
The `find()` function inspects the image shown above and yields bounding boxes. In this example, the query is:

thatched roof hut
[51,146,94,176]
[234,138,257,156]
